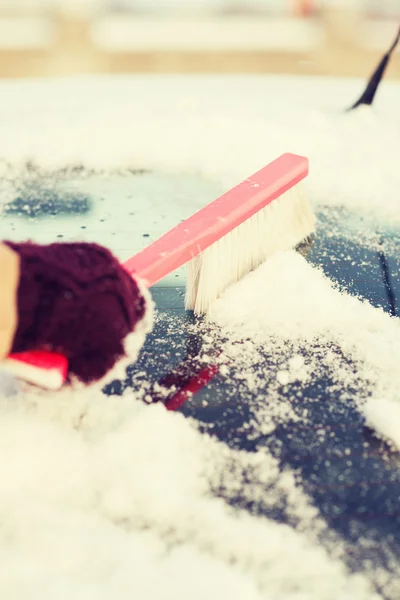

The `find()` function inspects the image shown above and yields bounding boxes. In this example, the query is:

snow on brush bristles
[185,183,316,315]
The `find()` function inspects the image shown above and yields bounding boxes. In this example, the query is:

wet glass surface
[2,169,400,590]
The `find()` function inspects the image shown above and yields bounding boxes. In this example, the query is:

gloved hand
[0,241,151,385]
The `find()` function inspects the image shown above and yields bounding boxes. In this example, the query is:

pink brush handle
[124,153,308,286]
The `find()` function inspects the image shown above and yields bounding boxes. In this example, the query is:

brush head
[185,182,315,315]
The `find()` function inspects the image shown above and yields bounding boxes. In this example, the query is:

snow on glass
[0,74,400,598]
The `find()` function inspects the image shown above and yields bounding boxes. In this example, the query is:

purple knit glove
[4,241,148,384]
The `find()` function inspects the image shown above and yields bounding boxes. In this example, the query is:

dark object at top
[349,26,400,110]
[4,240,146,384]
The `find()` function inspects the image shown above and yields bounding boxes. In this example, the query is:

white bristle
[185,183,316,315]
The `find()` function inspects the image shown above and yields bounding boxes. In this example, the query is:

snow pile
[0,76,399,225]
[0,389,380,599]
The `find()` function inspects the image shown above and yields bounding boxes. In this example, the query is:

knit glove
[4,241,151,384]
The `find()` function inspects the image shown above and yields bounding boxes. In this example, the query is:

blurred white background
[0,0,398,78]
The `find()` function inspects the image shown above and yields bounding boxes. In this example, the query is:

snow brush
[3,153,314,390]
